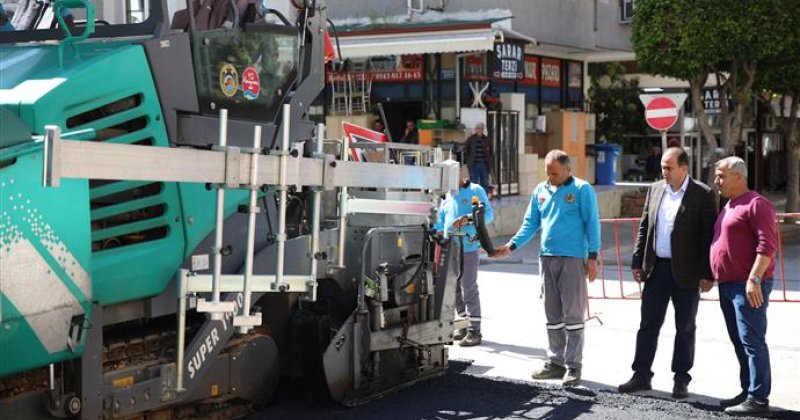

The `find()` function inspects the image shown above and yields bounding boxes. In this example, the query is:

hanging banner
[522,55,539,85]
[541,58,561,88]
[492,42,524,80]
[464,53,487,81]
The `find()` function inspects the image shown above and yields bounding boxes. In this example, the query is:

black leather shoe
[672,381,689,399]
[618,376,652,393]
[720,390,748,408]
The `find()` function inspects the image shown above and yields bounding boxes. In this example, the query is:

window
[620,0,634,23]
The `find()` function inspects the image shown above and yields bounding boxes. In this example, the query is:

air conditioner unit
[760,114,777,131]
[620,0,635,23]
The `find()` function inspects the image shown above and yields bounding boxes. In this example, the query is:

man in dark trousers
[464,122,493,191]
[618,147,718,399]
[711,156,777,417]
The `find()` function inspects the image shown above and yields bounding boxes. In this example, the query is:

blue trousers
[469,162,490,191]
[631,260,700,383]
[719,280,773,403]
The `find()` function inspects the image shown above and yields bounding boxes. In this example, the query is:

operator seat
[170,0,259,31]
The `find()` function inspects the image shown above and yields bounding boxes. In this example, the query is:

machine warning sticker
[241,67,261,100]
[219,64,239,98]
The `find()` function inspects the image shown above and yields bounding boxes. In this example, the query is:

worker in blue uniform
[433,176,494,347]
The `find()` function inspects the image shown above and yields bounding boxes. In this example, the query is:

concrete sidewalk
[448,241,800,414]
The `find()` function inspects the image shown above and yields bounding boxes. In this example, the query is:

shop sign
[522,56,539,85]
[701,88,731,114]
[492,42,524,80]
[541,58,561,87]
[328,69,423,83]
[465,53,487,81]
[440,68,456,80]
[568,62,582,88]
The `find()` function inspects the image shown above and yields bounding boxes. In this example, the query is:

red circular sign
[645,96,678,131]
[241,67,260,100]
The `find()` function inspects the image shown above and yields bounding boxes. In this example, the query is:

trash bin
[595,143,621,185]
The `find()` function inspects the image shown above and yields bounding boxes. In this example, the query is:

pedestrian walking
[617,147,718,399]
[710,156,777,417]
[433,177,494,347]
[464,122,493,191]
[490,150,600,386]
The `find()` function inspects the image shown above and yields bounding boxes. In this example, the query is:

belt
[655,257,672,265]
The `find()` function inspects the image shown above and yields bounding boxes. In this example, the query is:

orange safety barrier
[588,213,799,304]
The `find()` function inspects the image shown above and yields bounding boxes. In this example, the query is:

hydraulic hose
[470,197,495,255]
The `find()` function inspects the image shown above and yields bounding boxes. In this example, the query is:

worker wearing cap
[433,177,494,347]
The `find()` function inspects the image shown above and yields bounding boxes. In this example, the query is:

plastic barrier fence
[591,213,799,304]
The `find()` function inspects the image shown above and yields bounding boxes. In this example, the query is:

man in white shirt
[618,147,718,399]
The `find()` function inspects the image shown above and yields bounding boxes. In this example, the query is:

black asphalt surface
[249,360,799,420]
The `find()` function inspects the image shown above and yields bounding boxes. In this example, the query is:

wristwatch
[749,275,762,285]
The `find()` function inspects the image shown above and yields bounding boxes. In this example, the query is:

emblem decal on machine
[241,67,260,100]
[219,63,239,98]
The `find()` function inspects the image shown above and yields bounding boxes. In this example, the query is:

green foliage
[631,0,711,81]
[587,63,648,143]
[756,0,800,99]
[633,0,787,82]
[632,0,796,151]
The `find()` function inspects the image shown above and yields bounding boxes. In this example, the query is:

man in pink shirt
[710,156,777,417]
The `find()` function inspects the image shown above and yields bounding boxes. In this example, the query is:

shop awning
[337,28,502,59]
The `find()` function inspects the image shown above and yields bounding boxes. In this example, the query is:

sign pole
[661,130,668,153]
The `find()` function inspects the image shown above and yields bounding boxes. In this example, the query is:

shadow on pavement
[474,340,548,360]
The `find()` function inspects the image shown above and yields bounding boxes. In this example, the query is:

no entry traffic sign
[644,96,678,131]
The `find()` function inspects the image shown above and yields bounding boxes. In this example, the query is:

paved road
[251,233,799,419]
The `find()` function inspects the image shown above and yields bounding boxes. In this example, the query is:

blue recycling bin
[595,143,621,185]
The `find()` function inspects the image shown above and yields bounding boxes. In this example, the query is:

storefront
[324,19,587,195]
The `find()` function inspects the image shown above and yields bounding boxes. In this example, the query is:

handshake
[488,244,511,259]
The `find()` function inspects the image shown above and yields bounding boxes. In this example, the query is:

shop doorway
[378,102,423,143]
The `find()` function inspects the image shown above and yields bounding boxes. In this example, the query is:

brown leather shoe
[618,375,652,393]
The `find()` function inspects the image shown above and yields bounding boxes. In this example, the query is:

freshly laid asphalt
[252,233,799,419]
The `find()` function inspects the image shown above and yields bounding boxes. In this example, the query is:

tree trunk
[718,62,758,156]
[785,96,800,217]
[689,77,719,185]
[717,73,735,156]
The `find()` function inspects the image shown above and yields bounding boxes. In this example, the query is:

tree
[587,62,648,145]
[631,0,718,180]
[711,0,788,156]
[756,0,800,215]
[632,0,789,170]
